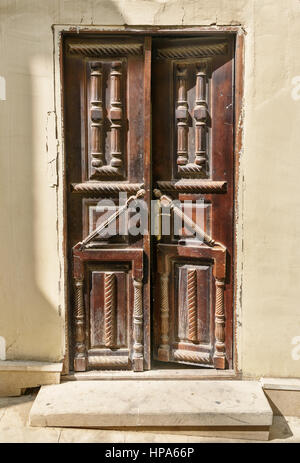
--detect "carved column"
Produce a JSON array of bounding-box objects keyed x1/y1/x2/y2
[
  {"x1": 194, "y1": 63, "x2": 208, "y2": 170},
  {"x1": 104, "y1": 273, "x2": 116, "y2": 348},
  {"x1": 213, "y1": 278, "x2": 226, "y2": 369},
  {"x1": 90, "y1": 62, "x2": 104, "y2": 174},
  {"x1": 176, "y1": 65, "x2": 189, "y2": 167},
  {"x1": 132, "y1": 279, "x2": 144, "y2": 371},
  {"x1": 74, "y1": 278, "x2": 87, "y2": 371},
  {"x1": 158, "y1": 273, "x2": 170, "y2": 361},
  {"x1": 187, "y1": 269, "x2": 197, "y2": 342},
  {"x1": 109, "y1": 61, "x2": 123, "y2": 172}
]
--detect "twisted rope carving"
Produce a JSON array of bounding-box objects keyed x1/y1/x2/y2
[
  {"x1": 216, "y1": 280, "x2": 225, "y2": 317},
  {"x1": 68, "y1": 43, "x2": 143, "y2": 57},
  {"x1": 156, "y1": 42, "x2": 228, "y2": 59},
  {"x1": 187, "y1": 269, "x2": 197, "y2": 342},
  {"x1": 157, "y1": 180, "x2": 227, "y2": 194},
  {"x1": 91, "y1": 165, "x2": 122, "y2": 178},
  {"x1": 88, "y1": 356, "x2": 129, "y2": 368},
  {"x1": 104, "y1": 273, "x2": 116, "y2": 348},
  {"x1": 74, "y1": 279, "x2": 84, "y2": 318},
  {"x1": 71, "y1": 182, "x2": 144, "y2": 195},
  {"x1": 214, "y1": 279, "x2": 226, "y2": 363},
  {"x1": 178, "y1": 163, "x2": 205, "y2": 176},
  {"x1": 133, "y1": 280, "x2": 143, "y2": 318},
  {"x1": 133, "y1": 279, "x2": 143, "y2": 369},
  {"x1": 74, "y1": 278, "x2": 86, "y2": 370},
  {"x1": 158, "y1": 274, "x2": 170, "y2": 360},
  {"x1": 173, "y1": 350, "x2": 211, "y2": 364}
]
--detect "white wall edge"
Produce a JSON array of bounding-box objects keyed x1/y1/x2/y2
[{"x1": 0, "y1": 360, "x2": 63, "y2": 372}]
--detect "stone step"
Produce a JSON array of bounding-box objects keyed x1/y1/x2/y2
[{"x1": 29, "y1": 380, "x2": 273, "y2": 440}]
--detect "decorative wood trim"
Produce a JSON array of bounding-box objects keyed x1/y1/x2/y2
[
  {"x1": 154, "y1": 189, "x2": 216, "y2": 246},
  {"x1": 89, "y1": 63, "x2": 104, "y2": 171},
  {"x1": 178, "y1": 163, "x2": 205, "y2": 177},
  {"x1": 73, "y1": 278, "x2": 87, "y2": 371},
  {"x1": 213, "y1": 278, "x2": 226, "y2": 369},
  {"x1": 132, "y1": 279, "x2": 144, "y2": 371},
  {"x1": 72, "y1": 247, "x2": 144, "y2": 372},
  {"x1": 187, "y1": 269, "x2": 197, "y2": 342},
  {"x1": 68, "y1": 42, "x2": 144, "y2": 57},
  {"x1": 104, "y1": 273, "x2": 116, "y2": 348},
  {"x1": 158, "y1": 243, "x2": 227, "y2": 369},
  {"x1": 81, "y1": 189, "x2": 145, "y2": 247},
  {"x1": 156, "y1": 41, "x2": 228, "y2": 60},
  {"x1": 173, "y1": 349, "x2": 212, "y2": 364},
  {"x1": 90, "y1": 61, "x2": 124, "y2": 180},
  {"x1": 157, "y1": 273, "x2": 170, "y2": 361},
  {"x1": 156, "y1": 180, "x2": 227, "y2": 194},
  {"x1": 109, "y1": 61, "x2": 123, "y2": 171},
  {"x1": 194, "y1": 62, "x2": 208, "y2": 170},
  {"x1": 88, "y1": 356, "x2": 129, "y2": 369},
  {"x1": 176, "y1": 64, "x2": 189, "y2": 167},
  {"x1": 71, "y1": 182, "x2": 144, "y2": 195}
]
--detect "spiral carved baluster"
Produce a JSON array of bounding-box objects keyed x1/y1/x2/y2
[
  {"x1": 158, "y1": 273, "x2": 170, "y2": 361},
  {"x1": 187, "y1": 269, "x2": 197, "y2": 342},
  {"x1": 213, "y1": 278, "x2": 226, "y2": 369},
  {"x1": 74, "y1": 278, "x2": 87, "y2": 371},
  {"x1": 132, "y1": 279, "x2": 144, "y2": 371},
  {"x1": 104, "y1": 273, "x2": 116, "y2": 348}
]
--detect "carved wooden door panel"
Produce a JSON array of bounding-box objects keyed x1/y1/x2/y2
[
  {"x1": 152, "y1": 37, "x2": 234, "y2": 369},
  {"x1": 64, "y1": 36, "x2": 151, "y2": 372},
  {"x1": 63, "y1": 34, "x2": 234, "y2": 372}
]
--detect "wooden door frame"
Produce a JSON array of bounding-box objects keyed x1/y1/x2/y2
[{"x1": 53, "y1": 24, "x2": 244, "y2": 376}]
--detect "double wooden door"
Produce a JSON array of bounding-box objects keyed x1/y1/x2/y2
[{"x1": 64, "y1": 34, "x2": 234, "y2": 372}]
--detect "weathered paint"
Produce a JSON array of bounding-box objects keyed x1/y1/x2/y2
[{"x1": 0, "y1": 0, "x2": 300, "y2": 378}]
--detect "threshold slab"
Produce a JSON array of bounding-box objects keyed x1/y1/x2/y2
[{"x1": 29, "y1": 380, "x2": 273, "y2": 434}]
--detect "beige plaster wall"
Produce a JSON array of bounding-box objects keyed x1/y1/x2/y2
[{"x1": 0, "y1": 0, "x2": 300, "y2": 377}]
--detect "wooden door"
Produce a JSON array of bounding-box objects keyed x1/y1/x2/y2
[
  {"x1": 64, "y1": 36, "x2": 152, "y2": 372},
  {"x1": 151, "y1": 36, "x2": 234, "y2": 369},
  {"x1": 63, "y1": 34, "x2": 234, "y2": 372}
]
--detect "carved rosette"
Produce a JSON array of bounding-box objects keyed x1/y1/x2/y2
[
  {"x1": 187, "y1": 269, "x2": 197, "y2": 342},
  {"x1": 74, "y1": 278, "x2": 87, "y2": 371},
  {"x1": 132, "y1": 279, "x2": 144, "y2": 371},
  {"x1": 158, "y1": 273, "x2": 170, "y2": 361},
  {"x1": 213, "y1": 278, "x2": 226, "y2": 368},
  {"x1": 104, "y1": 273, "x2": 116, "y2": 348}
]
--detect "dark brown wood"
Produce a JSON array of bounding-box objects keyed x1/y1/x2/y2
[
  {"x1": 64, "y1": 35, "x2": 150, "y2": 372},
  {"x1": 62, "y1": 31, "x2": 238, "y2": 373},
  {"x1": 152, "y1": 35, "x2": 235, "y2": 369},
  {"x1": 155, "y1": 244, "x2": 226, "y2": 368}
]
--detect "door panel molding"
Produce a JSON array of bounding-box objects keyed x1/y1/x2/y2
[
  {"x1": 156, "y1": 244, "x2": 226, "y2": 368},
  {"x1": 73, "y1": 246, "x2": 143, "y2": 371}
]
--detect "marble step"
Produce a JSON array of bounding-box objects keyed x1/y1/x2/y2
[{"x1": 29, "y1": 380, "x2": 273, "y2": 440}]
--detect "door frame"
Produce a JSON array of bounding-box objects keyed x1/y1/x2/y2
[{"x1": 53, "y1": 24, "x2": 245, "y2": 376}]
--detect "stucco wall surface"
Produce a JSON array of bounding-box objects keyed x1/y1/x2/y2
[{"x1": 0, "y1": 0, "x2": 300, "y2": 378}]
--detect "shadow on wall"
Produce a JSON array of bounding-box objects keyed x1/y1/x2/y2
[
  {"x1": 0, "y1": 13, "x2": 57, "y2": 362},
  {"x1": 0, "y1": 0, "x2": 127, "y2": 363}
]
